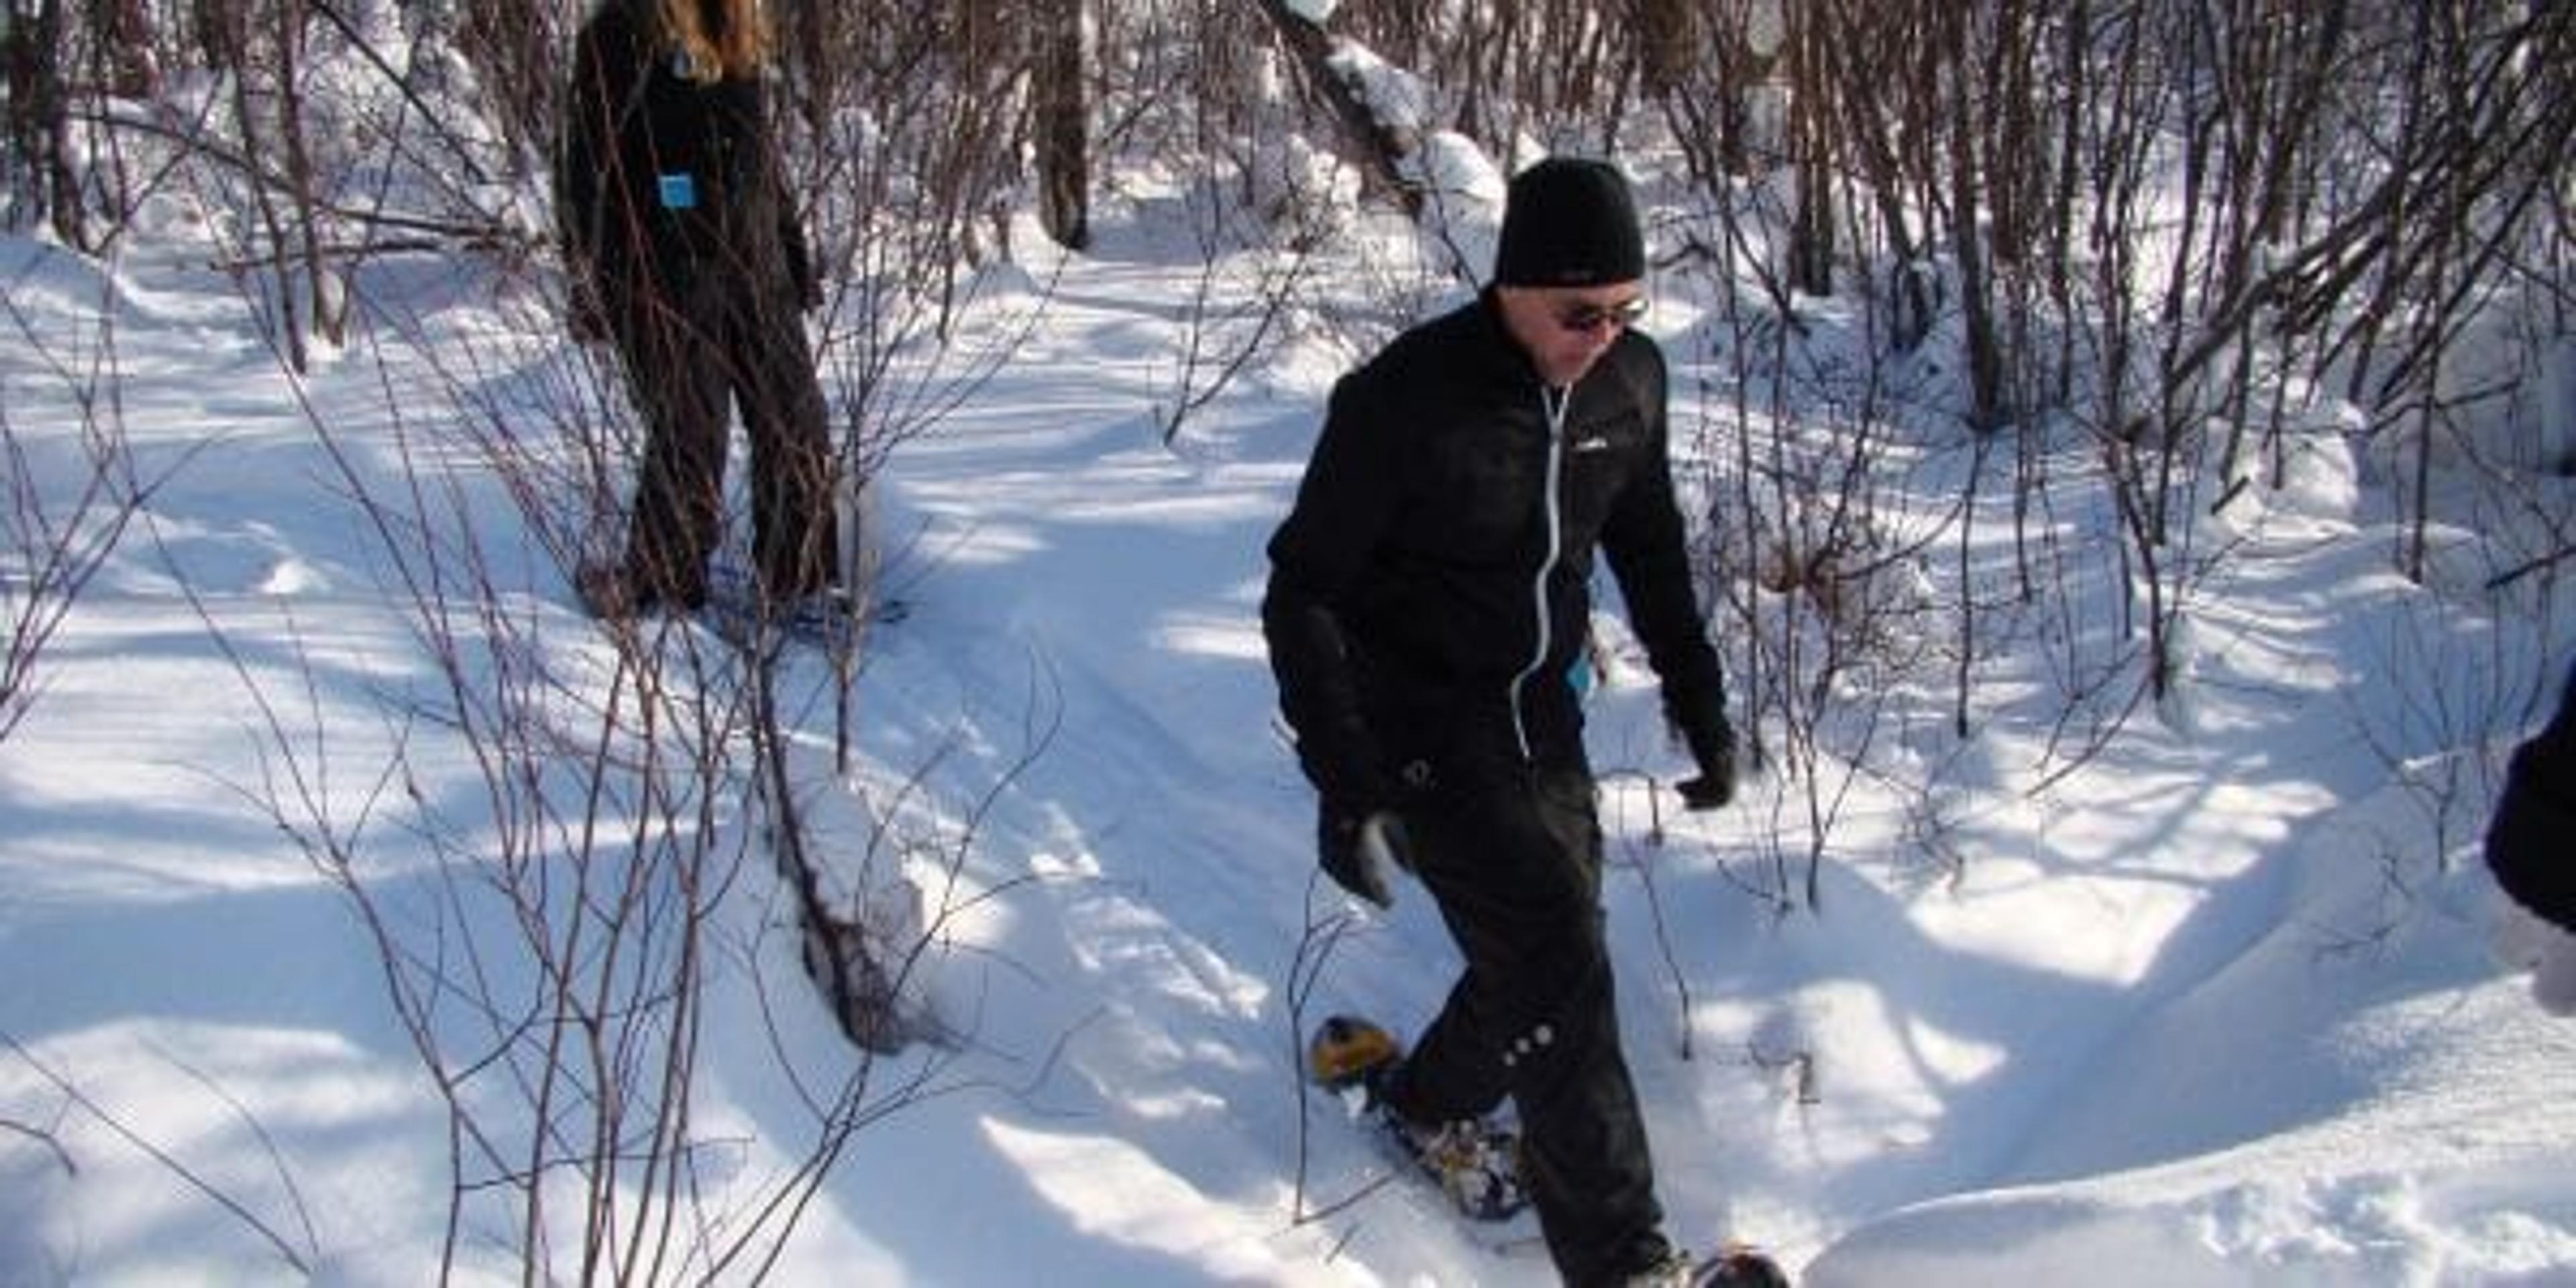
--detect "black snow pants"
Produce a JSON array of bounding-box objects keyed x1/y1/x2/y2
[
  {"x1": 1383, "y1": 758, "x2": 1670, "y2": 1286},
  {"x1": 610, "y1": 273, "x2": 835, "y2": 607}
]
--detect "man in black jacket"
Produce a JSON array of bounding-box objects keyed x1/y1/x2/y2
[
  {"x1": 558, "y1": 0, "x2": 835, "y2": 616},
  {"x1": 2490, "y1": 662, "x2": 2576, "y2": 1016},
  {"x1": 1264, "y1": 158, "x2": 1737, "y2": 1285}
]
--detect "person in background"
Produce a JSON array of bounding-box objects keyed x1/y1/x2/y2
[
  {"x1": 1263, "y1": 157, "x2": 1747, "y2": 1286},
  {"x1": 2489, "y1": 661, "x2": 2576, "y2": 1016},
  {"x1": 558, "y1": 0, "x2": 835, "y2": 618}
]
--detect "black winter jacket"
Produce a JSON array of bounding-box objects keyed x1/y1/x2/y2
[
  {"x1": 557, "y1": 2, "x2": 814, "y2": 319},
  {"x1": 2490, "y1": 664, "x2": 2576, "y2": 933},
  {"x1": 1264, "y1": 292, "x2": 1731, "y2": 806}
]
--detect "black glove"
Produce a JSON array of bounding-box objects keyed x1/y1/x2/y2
[
  {"x1": 784, "y1": 221, "x2": 825, "y2": 313},
  {"x1": 2493, "y1": 894, "x2": 2576, "y2": 1018},
  {"x1": 1676, "y1": 717, "x2": 1738, "y2": 811},
  {"x1": 1319, "y1": 800, "x2": 1412, "y2": 909},
  {"x1": 1678, "y1": 746, "x2": 1735, "y2": 810}
]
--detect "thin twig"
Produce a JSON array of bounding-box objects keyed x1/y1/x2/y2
[{"x1": 0, "y1": 1029, "x2": 313, "y2": 1274}]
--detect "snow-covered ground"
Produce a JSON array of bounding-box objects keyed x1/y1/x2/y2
[{"x1": 4, "y1": 164, "x2": 2574, "y2": 1287}]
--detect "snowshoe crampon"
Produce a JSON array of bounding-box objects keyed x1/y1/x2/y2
[{"x1": 1405, "y1": 1117, "x2": 1527, "y2": 1221}]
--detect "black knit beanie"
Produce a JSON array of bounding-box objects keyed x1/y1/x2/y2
[{"x1": 1492, "y1": 158, "x2": 1646, "y2": 287}]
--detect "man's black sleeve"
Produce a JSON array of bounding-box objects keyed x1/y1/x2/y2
[
  {"x1": 1263, "y1": 373, "x2": 1403, "y2": 808},
  {"x1": 2491, "y1": 664, "x2": 2576, "y2": 932},
  {"x1": 1597, "y1": 349, "x2": 1731, "y2": 764},
  {"x1": 556, "y1": 13, "x2": 633, "y2": 294}
]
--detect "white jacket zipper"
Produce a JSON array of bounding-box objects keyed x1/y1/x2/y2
[{"x1": 1507, "y1": 385, "x2": 1574, "y2": 761}]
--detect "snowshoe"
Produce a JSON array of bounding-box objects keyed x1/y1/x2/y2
[
  {"x1": 1306, "y1": 1015, "x2": 1529, "y2": 1222},
  {"x1": 698, "y1": 561, "x2": 902, "y2": 651},
  {"x1": 1690, "y1": 1242, "x2": 1792, "y2": 1287}
]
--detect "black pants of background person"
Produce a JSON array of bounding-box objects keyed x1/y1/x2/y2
[
  {"x1": 609, "y1": 274, "x2": 835, "y2": 608},
  {"x1": 1380, "y1": 757, "x2": 1668, "y2": 1286}
]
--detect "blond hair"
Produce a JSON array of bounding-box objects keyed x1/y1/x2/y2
[{"x1": 655, "y1": 0, "x2": 769, "y2": 83}]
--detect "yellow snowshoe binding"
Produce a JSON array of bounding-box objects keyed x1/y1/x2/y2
[{"x1": 1307, "y1": 1014, "x2": 1403, "y2": 1089}]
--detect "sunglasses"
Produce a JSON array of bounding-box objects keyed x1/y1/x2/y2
[{"x1": 1552, "y1": 297, "x2": 1650, "y2": 335}]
